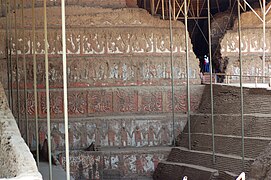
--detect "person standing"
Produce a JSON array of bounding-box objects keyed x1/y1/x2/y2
[{"x1": 204, "y1": 55, "x2": 210, "y2": 72}]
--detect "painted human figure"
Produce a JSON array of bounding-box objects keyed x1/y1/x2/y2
[
  {"x1": 148, "y1": 126, "x2": 155, "y2": 146},
  {"x1": 152, "y1": 155, "x2": 160, "y2": 169},
  {"x1": 80, "y1": 124, "x2": 88, "y2": 148},
  {"x1": 68, "y1": 127, "x2": 74, "y2": 149},
  {"x1": 39, "y1": 127, "x2": 46, "y2": 147},
  {"x1": 95, "y1": 127, "x2": 101, "y2": 146},
  {"x1": 134, "y1": 126, "x2": 142, "y2": 147},
  {"x1": 120, "y1": 127, "x2": 128, "y2": 147},
  {"x1": 51, "y1": 126, "x2": 62, "y2": 150},
  {"x1": 136, "y1": 155, "x2": 143, "y2": 174},
  {"x1": 108, "y1": 127, "x2": 116, "y2": 146},
  {"x1": 160, "y1": 125, "x2": 170, "y2": 145}
]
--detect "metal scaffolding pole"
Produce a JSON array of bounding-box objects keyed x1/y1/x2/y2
[
  {"x1": 151, "y1": 0, "x2": 155, "y2": 15},
  {"x1": 207, "y1": 0, "x2": 215, "y2": 164},
  {"x1": 8, "y1": 0, "x2": 13, "y2": 113},
  {"x1": 32, "y1": 0, "x2": 39, "y2": 167},
  {"x1": 237, "y1": 0, "x2": 245, "y2": 169},
  {"x1": 61, "y1": 0, "x2": 71, "y2": 179},
  {"x1": 21, "y1": 0, "x2": 29, "y2": 145},
  {"x1": 184, "y1": 0, "x2": 191, "y2": 150},
  {"x1": 14, "y1": 0, "x2": 20, "y2": 129},
  {"x1": 5, "y1": 0, "x2": 11, "y2": 115},
  {"x1": 168, "y1": 0, "x2": 176, "y2": 146},
  {"x1": 262, "y1": 0, "x2": 266, "y2": 83},
  {"x1": 44, "y1": 0, "x2": 53, "y2": 179}
]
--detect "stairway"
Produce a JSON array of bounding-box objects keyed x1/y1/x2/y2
[{"x1": 153, "y1": 84, "x2": 271, "y2": 180}]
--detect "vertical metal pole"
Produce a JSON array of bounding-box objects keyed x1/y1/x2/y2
[
  {"x1": 237, "y1": 0, "x2": 245, "y2": 169},
  {"x1": 151, "y1": 0, "x2": 155, "y2": 15},
  {"x1": 144, "y1": 0, "x2": 146, "y2": 9},
  {"x1": 262, "y1": 0, "x2": 266, "y2": 83},
  {"x1": 61, "y1": 0, "x2": 70, "y2": 179},
  {"x1": 44, "y1": 0, "x2": 53, "y2": 179},
  {"x1": 143, "y1": 0, "x2": 147, "y2": 9},
  {"x1": 162, "y1": 0, "x2": 165, "y2": 19},
  {"x1": 32, "y1": 0, "x2": 39, "y2": 167},
  {"x1": 21, "y1": 0, "x2": 29, "y2": 145},
  {"x1": 168, "y1": 0, "x2": 176, "y2": 146},
  {"x1": 14, "y1": 0, "x2": 20, "y2": 129},
  {"x1": 173, "y1": 0, "x2": 176, "y2": 20},
  {"x1": 207, "y1": 0, "x2": 215, "y2": 164},
  {"x1": 5, "y1": 0, "x2": 11, "y2": 112},
  {"x1": 8, "y1": 0, "x2": 13, "y2": 113},
  {"x1": 184, "y1": 0, "x2": 191, "y2": 150}
]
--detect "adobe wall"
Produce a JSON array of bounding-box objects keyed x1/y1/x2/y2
[
  {"x1": 0, "y1": 5, "x2": 203, "y2": 179},
  {"x1": 0, "y1": 83, "x2": 42, "y2": 179},
  {"x1": 220, "y1": 3, "x2": 271, "y2": 80},
  {"x1": 57, "y1": 148, "x2": 170, "y2": 179},
  {"x1": 1, "y1": 0, "x2": 127, "y2": 10},
  {"x1": 0, "y1": 6, "x2": 202, "y2": 151},
  {"x1": 211, "y1": 11, "x2": 236, "y2": 74}
]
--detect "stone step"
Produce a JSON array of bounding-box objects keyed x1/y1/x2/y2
[
  {"x1": 153, "y1": 161, "x2": 219, "y2": 180},
  {"x1": 198, "y1": 85, "x2": 271, "y2": 114},
  {"x1": 178, "y1": 133, "x2": 270, "y2": 159},
  {"x1": 167, "y1": 147, "x2": 254, "y2": 175},
  {"x1": 183, "y1": 114, "x2": 271, "y2": 138}
]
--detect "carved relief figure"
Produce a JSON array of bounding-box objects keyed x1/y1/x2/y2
[
  {"x1": 120, "y1": 127, "x2": 128, "y2": 147},
  {"x1": 108, "y1": 32, "x2": 129, "y2": 53},
  {"x1": 148, "y1": 126, "x2": 155, "y2": 146},
  {"x1": 95, "y1": 126, "x2": 102, "y2": 146},
  {"x1": 95, "y1": 63, "x2": 107, "y2": 80},
  {"x1": 51, "y1": 125, "x2": 62, "y2": 150},
  {"x1": 38, "y1": 126, "x2": 46, "y2": 147},
  {"x1": 80, "y1": 123, "x2": 88, "y2": 147},
  {"x1": 136, "y1": 155, "x2": 144, "y2": 174},
  {"x1": 130, "y1": 32, "x2": 153, "y2": 53},
  {"x1": 69, "y1": 126, "x2": 74, "y2": 149},
  {"x1": 83, "y1": 33, "x2": 105, "y2": 54},
  {"x1": 159, "y1": 125, "x2": 170, "y2": 145},
  {"x1": 109, "y1": 63, "x2": 119, "y2": 79},
  {"x1": 108, "y1": 126, "x2": 116, "y2": 146},
  {"x1": 67, "y1": 33, "x2": 80, "y2": 54},
  {"x1": 133, "y1": 126, "x2": 142, "y2": 147}
]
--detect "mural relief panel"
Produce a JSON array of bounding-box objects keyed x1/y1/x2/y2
[
  {"x1": 68, "y1": 91, "x2": 88, "y2": 116},
  {"x1": 130, "y1": 31, "x2": 153, "y2": 53},
  {"x1": 58, "y1": 151, "x2": 167, "y2": 180},
  {"x1": 39, "y1": 91, "x2": 64, "y2": 118},
  {"x1": 88, "y1": 90, "x2": 113, "y2": 114},
  {"x1": 139, "y1": 91, "x2": 163, "y2": 113},
  {"x1": 82, "y1": 31, "x2": 106, "y2": 54},
  {"x1": 107, "y1": 31, "x2": 130, "y2": 54},
  {"x1": 66, "y1": 32, "x2": 81, "y2": 54},
  {"x1": 6, "y1": 27, "x2": 194, "y2": 56},
  {"x1": 113, "y1": 89, "x2": 138, "y2": 113}
]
